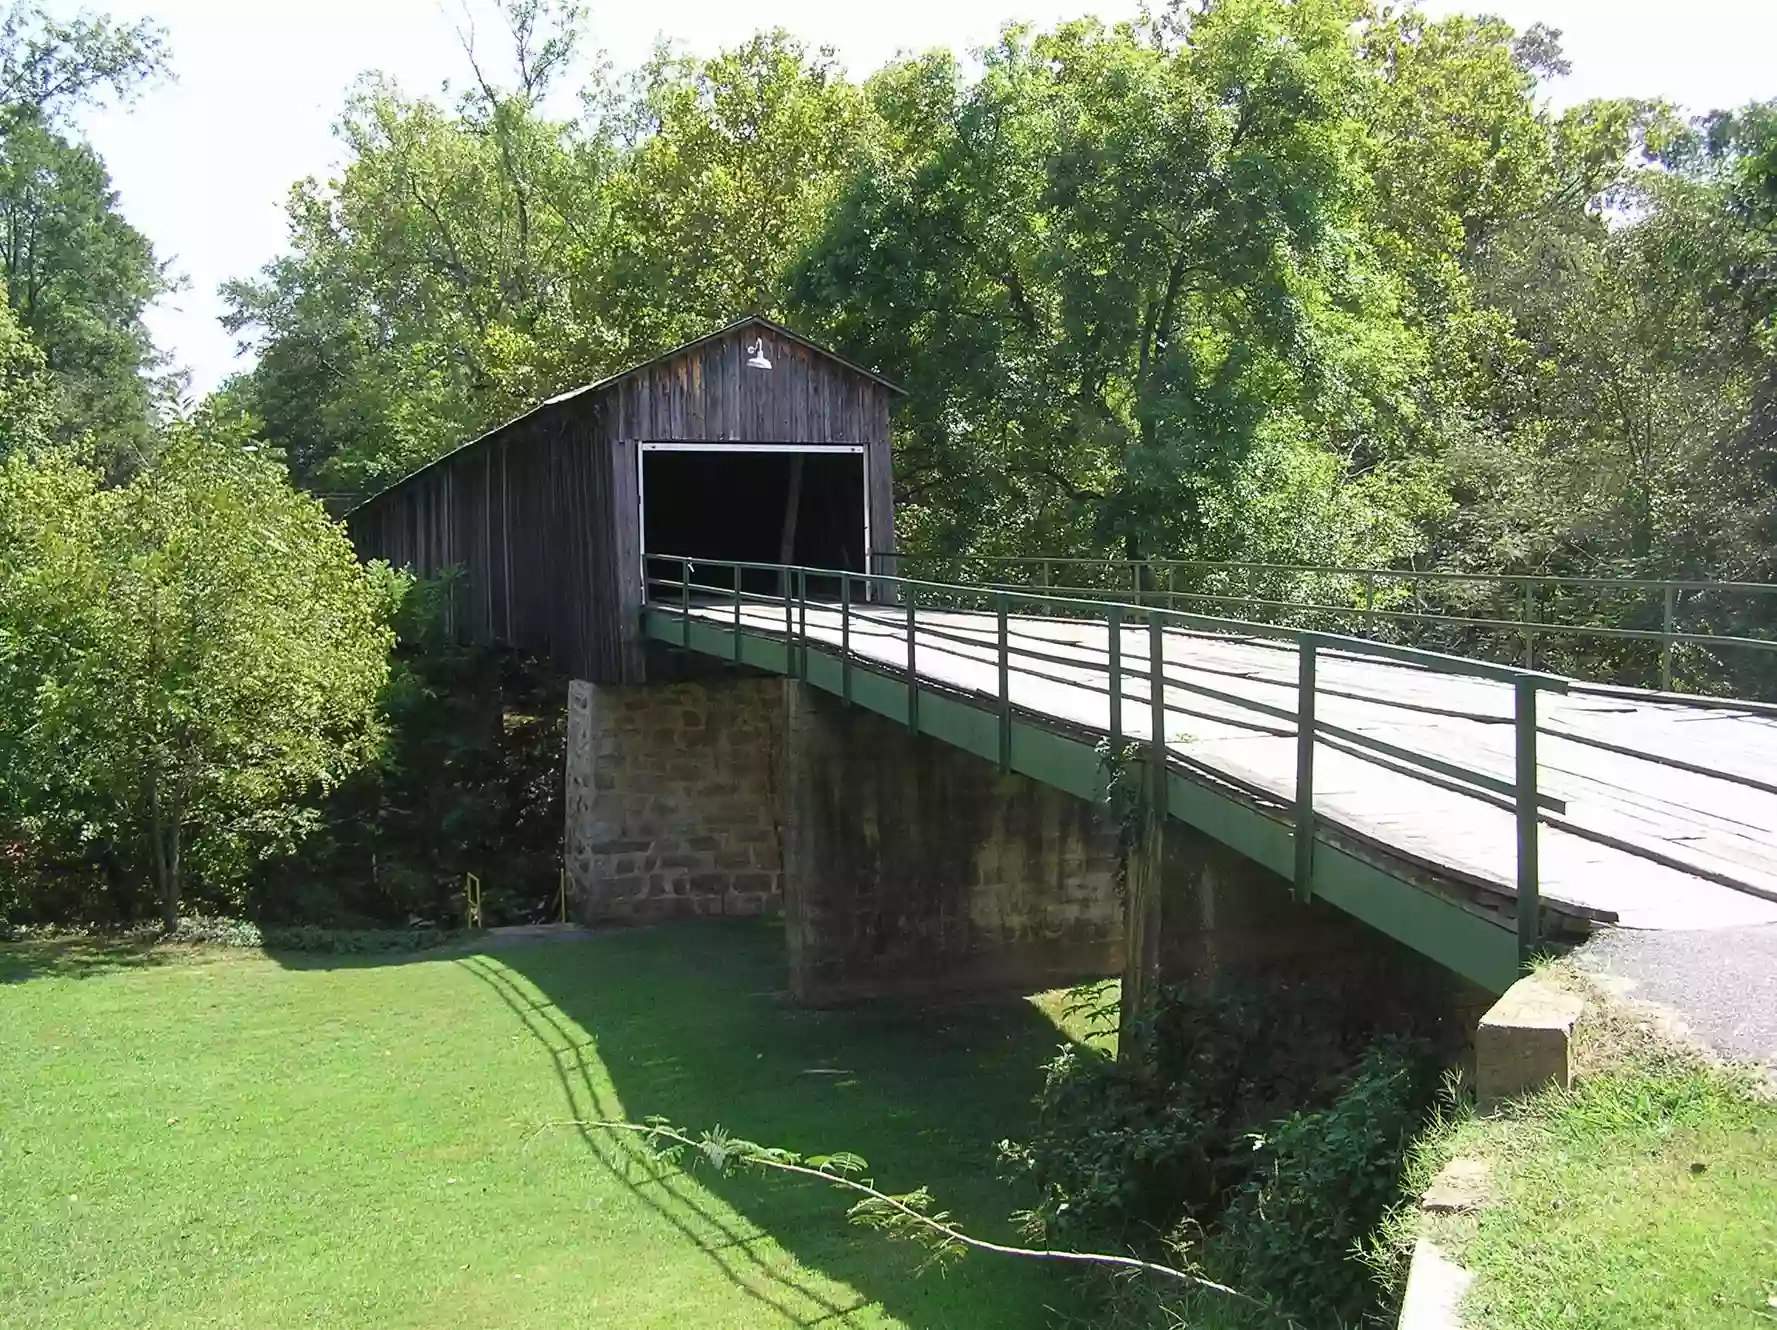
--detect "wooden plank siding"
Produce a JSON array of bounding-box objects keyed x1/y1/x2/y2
[{"x1": 344, "y1": 317, "x2": 900, "y2": 684}]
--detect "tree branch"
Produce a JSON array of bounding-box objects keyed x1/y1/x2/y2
[{"x1": 552, "y1": 1117, "x2": 1272, "y2": 1311}]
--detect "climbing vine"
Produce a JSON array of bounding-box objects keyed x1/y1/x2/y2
[{"x1": 1096, "y1": 738, "x2": 1147, "y2": 902}]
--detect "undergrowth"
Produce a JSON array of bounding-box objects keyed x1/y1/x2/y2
[
  {"x1": 1001, "y1": 981, "x2": 1453, "y2": 1327},
  {"x1": 0, "y1": 914, "x2": 470, "y2": 954}
]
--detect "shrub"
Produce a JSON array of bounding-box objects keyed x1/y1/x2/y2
[
  {"x1": 251, "y1": 571, "x2": 568, "y2": 929},
  {"x1": 1004, "y1": 982, "x2": 1392, "y2": 1253},
  {"x1": 0, "y1": 914, "x2": 467, "y2": 954},
  {"x1": 1003, "y1": 982, "x2": 1448, "y2": 1327},
  {"x1": 1214, "y1": 1040, "x2": 1441, "y2": 1323},
  {"x1": 0, "y1": 425, "x2": 398, "y2": 929}
]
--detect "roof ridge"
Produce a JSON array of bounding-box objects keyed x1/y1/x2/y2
[{"x1": 345, "y1": 316, "x2": 902, "y2": 518}]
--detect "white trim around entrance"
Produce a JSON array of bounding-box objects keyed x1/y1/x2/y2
[{"x1": 636, "y1": 442, "x2": 873, "y2": 602}]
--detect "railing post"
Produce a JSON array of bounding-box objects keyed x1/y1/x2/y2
[
  {"x1": 1107, "y1": 602, "x2": 1123, "y2": 757},
  {"x1": 1515, "y1": 678, "x2": 1541, "y2": 963},
  {"x1": 1363, "y1": 571, "x2": 1376, "y2": 638},
  {"x1": 1661, "y1": 585, "x2": 1677, "y2": 692},
  {"x1": 1120, "y1": 610, "x2": 1168, "y2": 1069},
  {"x1": 1132, "y1": 561, "x2": 1143, "y2": 609},
  {"x1": 1294, "y1": 637, "x2": 1317, "y2": 903},
  {"x1": 783, "y1": 563, "x2": 794, "y2": 672},
  {"x1": 681, "y1": 557, "x2": 691, "y2": 649},
  {"x1": 1521, "y1": 582, "x2": 1536, "y2": 670},
  {"x1": 840, "y1": 571, "x2": 852, "y2": 707},
  {"x1": 1041, "y1": 559, "x2": 1052, "y2": 615},
  {"x1": 996, "y1": 591, "x2": 1011, "y2": 773},
  {"x1": 733, "y1": 562, "x2": 744, "y2": 663},
  {"x1": 1148, "y1": 610, "x2": 1167, "y2": 819},
  {"x1": 906, "y1": 581, "x2": 919, "y2": 734},
  {"x1": 795, "y1": 567, "x2": 807, "y2": 680}
]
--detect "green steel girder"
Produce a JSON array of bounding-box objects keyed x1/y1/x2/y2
[{"x1": 644, "y1": 610, "x2": 1522, "y2": 993}]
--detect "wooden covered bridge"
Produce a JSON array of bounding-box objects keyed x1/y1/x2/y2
[{"x1": 347, "y1": 316, "x2": 1777, "y2": 1007}]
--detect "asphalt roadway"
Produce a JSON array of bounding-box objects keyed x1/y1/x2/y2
[{"x1": 1578, "y1": 923, "x2": 1777, "y2": 1073}]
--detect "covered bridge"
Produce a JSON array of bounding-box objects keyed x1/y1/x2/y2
[{"x1": 345, "y1": 315, "x2": 903, "y2": 683}]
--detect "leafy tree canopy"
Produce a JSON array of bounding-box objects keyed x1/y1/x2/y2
[
  {"x1": 0, "y1": 420, "x2": 401, "y2": 928},
  {"x1": 217, "y1": 0, "x2": 1777, "y2": 602}
]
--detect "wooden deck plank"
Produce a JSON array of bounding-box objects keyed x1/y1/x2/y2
[{"x1": 689, "y1": 600, "x2": 1777, "y2": 932}]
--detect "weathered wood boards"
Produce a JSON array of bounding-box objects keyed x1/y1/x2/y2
[{"x1": 344, "y1": 317, "x2": 901, "y2": 683}]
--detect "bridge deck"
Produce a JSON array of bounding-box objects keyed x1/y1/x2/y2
[{"x1": 664, "y1": 599, "x2": 1777, "y2": 935}]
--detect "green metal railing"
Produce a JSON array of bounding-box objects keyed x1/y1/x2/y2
[
  {"x1": 871, "y1": 552, "x2": 1777, "y2": 698},
  {"x1": 646, "y1": 554, "x2": 1569, "y2": 962}
]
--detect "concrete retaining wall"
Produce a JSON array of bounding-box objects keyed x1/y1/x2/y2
[{"x1": 782, "y1": 683, "x2": 1125, "y2": 1002}]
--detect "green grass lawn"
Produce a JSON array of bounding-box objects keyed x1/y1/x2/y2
[
  {"x1": 1411, "y1": 1020, "x2": 1777, "y2": 1328},
  {"x1": 0, "y1": 921, "x2": 1088, "y2": 1329}
]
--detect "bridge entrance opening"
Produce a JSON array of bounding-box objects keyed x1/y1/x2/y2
[{"x1": 641, "y1": 444, "x2": 867, "y2": 597}]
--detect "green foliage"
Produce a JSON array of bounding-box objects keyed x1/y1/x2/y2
[
  {"x1": 0, "y1": 2, "x2": 167, "y2": 126},
  {"x1": 0, "y1": 5, "x2": 169, "y2": 463},
  {"x1": 0, "y1": 913, "x2": 467, "y2": 954},
  {"x1": 794, "y1": 6, "x2": 1437, "y2": 564},
  {"x1": 0, "y1": 420, "x2": 399, "y2": 928},
  {"x1": 222, "y1": 7, "x2": 873, "y2": 498},
  {"x1": 0, "y1": 118, "x2": 170, "y2": 460},
  {"x1": 255, "y1": 570, "x2": 567, "y2": 928},
  {"x1": 1214, "y1": 1042, "x2": 1441, "y2": 1323},
  {"x1": 0, "y1": 298, "x2": 55, "y2": 457},
  {"x1": 1003, "y1": 982, "x2": 1447, "y2": 1326}
]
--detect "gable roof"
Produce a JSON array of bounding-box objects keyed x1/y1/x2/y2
[
  {"x1": 345, "y1": 314, "x2": 904, "y2": 517},
  {"x1": 543, "y1": 313, "x2": 908, "y2": 407}
]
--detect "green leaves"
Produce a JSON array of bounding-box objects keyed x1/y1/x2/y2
[
  {"x1": 792, "y1": 4, "x2": 1449, "y2": 566},
  {"x1": 0, "y1": 419, "x2": 399, "y2": 925},
  {"x1": 224, "y1": 25, "x2": 874, "y2": 502},
  {"x1": 0, "y1": 117, "x2": 168, "y2": 463}
]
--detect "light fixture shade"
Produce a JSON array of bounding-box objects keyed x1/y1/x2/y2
[{"x1": 746, "y1": 337, "x2": 773, "y2": 370}]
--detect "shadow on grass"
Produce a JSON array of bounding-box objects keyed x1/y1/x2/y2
[
  {"x1": 469, "y1": 919, "x2": 1090, "y2": 1330},
  {"x1": 0, "y1": 938, "x2": 197, "y2": 984}
]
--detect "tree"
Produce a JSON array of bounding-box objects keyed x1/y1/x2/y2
[
  {"x1": 221, "y1": 0, "x2": 606, "y2": 494},
  {"x1": 0, "y1": 296, "x2": 54, "y2": 456},
  {"x1": 0, "y1": 419, "x2": 400, "y2": 928},
  {"x1": 589, "y1": 30, "x2": 876, "y2": 361},
  {"x1": 793, "y1": 3, "x2": 1438, "y2": 565},
  {"x1": 0, "y1": 6, "x2": 171, "y2": 467},
  {"x1": 0, "y1": 2, "x2": 167, "y2": 129},
  {"x1": 0, "y1": 118, "x2": 170, "y2": 461},
  {"x1": 224, "y1": 14, "x2": 877, "y2": 499},
  {"x1": 219, "y1": 77, "x2": 600, "y2": 493}
]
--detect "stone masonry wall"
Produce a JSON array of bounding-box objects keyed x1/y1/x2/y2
[
  {"x1": 564, "y1": 676, "x2": 784, "y2": 920},
  {"x1": 783, "y1": 682, "x2": 1124, "y2": 1003}
]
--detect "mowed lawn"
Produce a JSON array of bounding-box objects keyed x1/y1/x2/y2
[{"x1": 0, "y1": 921, "x2": 1086, "y2": 1329}]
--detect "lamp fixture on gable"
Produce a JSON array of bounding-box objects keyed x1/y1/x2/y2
[{"x1": 745, "y1": 336, "x2": 773, "y2": 370}]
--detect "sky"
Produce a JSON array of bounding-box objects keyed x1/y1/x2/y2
[{"x1": 60, "y1": 0, "x2": 1777, "y2": 399}]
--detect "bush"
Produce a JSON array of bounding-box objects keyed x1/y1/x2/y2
[
  {"x1": 1004, "y1": 983, "x2": 1396, "y2": 1253},
  {"x1": 1002, "y1": 982, "x2": 1448, "y2": 1327},
  {"x1": 0, "y1": 427, "x2": 398, "y2": 929},
  {"x1": 1214, "y1": 1040, "x2": 1441, "y2": 1324},
  {"x1": 0, "y1": 914, "x2": 468, "y2": 954},
  {"x1": 249, "y1": 571, "x2": 568, "y2": 930}
]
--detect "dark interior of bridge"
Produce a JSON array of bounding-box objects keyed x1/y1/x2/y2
[{"x1": 642, "y1": 448, "x2": 866, "y2": 598}]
